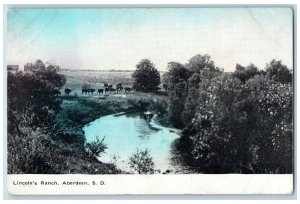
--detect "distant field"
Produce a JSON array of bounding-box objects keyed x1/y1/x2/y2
[{"x1": 61, "y1": 70, "x2": 134, "y2": 95}]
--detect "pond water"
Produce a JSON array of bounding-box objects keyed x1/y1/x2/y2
[{"x1": 83, "y1": 113, "x2": 181, "y2": 173}]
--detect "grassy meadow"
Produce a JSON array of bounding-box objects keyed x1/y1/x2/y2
[{"x1": 61, "y1": 70, "x2": 134, "y2": 95}]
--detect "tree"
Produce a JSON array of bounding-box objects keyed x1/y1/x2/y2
[
  {"x1": 8, "y1": 60, "x2": 68, "y2": 173},
  {"x1": 180, "y1": 73, "x2": 204, "y2": 126},
  {"x1": 186, "y1": 54, "x2": 218, "y2": 74},
  {"x1": 245, "y1": 75, "x2": 292, "y2": 173},
  {"x1": 233, "y1": 63, "x2": 259, "y2": 83},
  {"x1": 265, "y1": 59, "x2": 292, "y2": 84},
  {"x1": 168, "y1": 82, "x2": 188, "y2": 128},
  {"x1": 165, "y1": 55, "x2": 221, "y2": 127},
  {"x1": 129, "y1": 149, "x2": 155, "y2": 174},
  {"x1": 162, "y1": 62, "x2": 190, "y2": 91},
  {"x1": 187, "y1": 74, "x2": 249, "y2": 173},
  {"x1": 24, "y1": 62, "x2": 35, "y2": 72},
  {"x1": 35, "y1": 66, "x2": 66, "y2": 88},
  {"x1": 34, "y1": 59, "x2": 46, "y2": 71},
  {"x1": 8, "y1": 72, "x2": 64, "y2": 128},
  {"x1": 8, "y1": 59, "x2": 66, "y2": 128},
  {"x1": 132, "y1": 59, "x2": 161, "y2": 92}
]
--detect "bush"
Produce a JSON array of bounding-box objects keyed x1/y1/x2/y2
[
  {"x1": 63, "y1": 104, "x2": 93, "y2": 125},
  {"x1": 129, "y1": 149, "x2": 155, "y2": 174},
  {"x1": 148, "y1": 97, "x2": 168, "y2": 116},
  {"x1": 127, "y1": 97, "x2": 151, "y2": 112},
  {"x1": 8, "y1": 119, "x2": 84, "y2": 174},
  {"x1": 85, "y1": 136, "x2": 108, "y2": 158}
]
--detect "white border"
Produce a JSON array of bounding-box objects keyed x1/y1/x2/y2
[
  {"x1": 7, "y1": 174, "x2": 293, "y2": 195},
  {"x1": 1, "y1": 0, "x2": 298, "y2": 202}
]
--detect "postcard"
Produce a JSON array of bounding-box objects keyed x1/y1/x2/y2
[{"x1": 5, "y1": 6, "x2": 294, "y2": 195}]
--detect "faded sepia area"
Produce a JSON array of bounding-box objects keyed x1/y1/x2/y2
[{"x1": 7, "y1": 8, "x2": 293, "y2": 174}]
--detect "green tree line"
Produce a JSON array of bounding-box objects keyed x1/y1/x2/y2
[{"x1": 161, "y1": 55, "x2": 292, "y2": 173}]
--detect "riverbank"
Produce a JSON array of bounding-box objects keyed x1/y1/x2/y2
[{"x1": 57, "y1": 93, "x2": 170, "y2": 128}]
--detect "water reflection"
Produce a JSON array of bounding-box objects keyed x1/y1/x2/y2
[{"x1": 83, "y1": 113, "x2": 181, "y2": 173}]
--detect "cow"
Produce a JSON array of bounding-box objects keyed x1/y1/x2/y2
[
  {"x1": 104, "y1": 87, "x2": 110, "y2": 93},
  {"x1": 88, "y1": 88, "x2": 95, "y2": 94},
  {"x1": 118, "y1": 86, "x2": 123, "y2": 93},
  {"x1": 124, "y1": 87, "x2": 132, "y2": 93},
  {"x1": 53, "y1": 89, "x2": 61, "y2": 96},
  {"x1": 65, "y1": 88, "x2": 72, "y2": 95},
  {"x1": 110, "y1": 88, "x2": 116, "y2": 93},
  {"x1": 98, "y1": 89, "x2": 104, "y2": 94},
  {"x1": 82, "y1": 89, "x2": 88, "y2": 94},
  {"x1": 116, "y1": 83, "x2": 123, "y2": 93}
]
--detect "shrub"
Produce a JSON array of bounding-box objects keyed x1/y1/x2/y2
[
  {"x1": 63, "y1": 104, "x2": 93, "y2": 125},
  {"x1": 127, "y1": 97, "x2": 150, "y2": 112},
  {"x1": 85, "y1": 136, "x2": 108, "y2": 158},
  {"x1": 129, "y1": 149, "x2": 155, "y2": 174}
]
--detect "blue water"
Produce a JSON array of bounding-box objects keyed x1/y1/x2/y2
[{"x1": 83, "y1": 113, "x2": 181, "y2": 172}]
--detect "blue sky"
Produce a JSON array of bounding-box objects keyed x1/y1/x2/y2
[{"x1": 7, "y1": 8, "x2": 293, "y2": 71}]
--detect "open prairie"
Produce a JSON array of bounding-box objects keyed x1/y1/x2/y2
[{"x1": 61, "y1": 70, "x2": 135, "y2": 95}]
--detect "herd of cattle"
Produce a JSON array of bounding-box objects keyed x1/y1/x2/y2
[
  {"x1": 82, "y1": 83, "x2": 133, "y2": 95},
  {"x1": 53, "y1": 83, "x2": 133, "y2": 96}
]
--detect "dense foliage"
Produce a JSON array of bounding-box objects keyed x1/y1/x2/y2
[
  {"x1": 7, "y1": 60, "x2": 120, "y2": 174},
  {"x1": 163, "y1": 55, "x2": 293, "y2": 173},
  {"x1": 8, "y1": 66, "x2": 66, "y2": 128}
]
